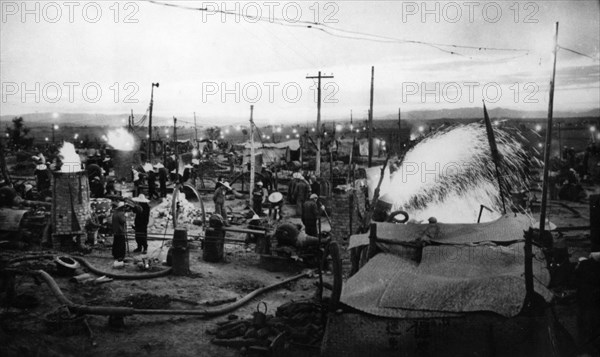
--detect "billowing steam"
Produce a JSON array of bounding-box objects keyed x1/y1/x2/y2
[
  {"x1": 107, "y1": 128, "x2": 136, "y2": 151},
  {"x1": 59, "y1": 141, "x2": 82, "y2": 173},
  {"x1": 387, "y1": 123, "x2": 533, "y2": 223}
]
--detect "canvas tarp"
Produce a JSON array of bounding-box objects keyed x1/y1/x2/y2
[
  {"x1": 348, "y1": 214, "x2": 533, "y2": 250},
  {"x1": 242, "y1": 148, "x2": 286, "y2": 165},
  {"x1": 342, "y1": 215, "x2": 552, "y2": 318},
  {"x1": 242, "y1": 139, "x2": 300, "y2": 151},
  {"x1": 336, "y1": 139, "x2": 354, "y2": 157},
  {"x1": 357, "y1": 139, "x2": 379, "y2": 157}
]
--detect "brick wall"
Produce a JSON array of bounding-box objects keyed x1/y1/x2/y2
[
  {"x1": 52, "y1": 171, "x2": 91, "y2": 246},
  {"x1": 327, "y1": 185, "x2": 367, "y2": 246}
]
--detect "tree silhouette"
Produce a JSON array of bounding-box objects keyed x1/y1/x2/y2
[
  {"x1": 205, "y1": 126, "x2": 221, "y2": 141},
  {"x1": 5, "y1": 117, "x2": 33, "y2": 149}
]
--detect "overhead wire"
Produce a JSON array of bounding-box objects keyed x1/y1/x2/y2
[
  {"x1": 558, "y1": 46, "x2": 600, "y2": 61},
  {"x1": 145, "y1": 0, "x2": 600, "y2": 64},
  {"x1": 144, "y1": 0, "x2": 532, "y2": 58}
]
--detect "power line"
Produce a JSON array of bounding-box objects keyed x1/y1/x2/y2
[
  {"x1": 558, "y1": 46, "x2": 600, "y2": 61},
  {"x1": 145, "y1": 0, "x2": 531, "y2": 58}
]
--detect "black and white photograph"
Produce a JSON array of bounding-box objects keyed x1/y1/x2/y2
[{"x1": 1, "y1": 1, "x2": 599, "y2": 356}]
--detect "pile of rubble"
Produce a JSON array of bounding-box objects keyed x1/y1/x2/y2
[
  {"x1": 149, "y1": 195, "x2": 204, "y2": 232},
  {"x1": 208, "y1": 299, "x2": 324, "y2": 354}
]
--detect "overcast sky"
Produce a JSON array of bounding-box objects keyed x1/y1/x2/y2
[{"x1": 1, "y1": 0, "x2": 599, "y2": 125}]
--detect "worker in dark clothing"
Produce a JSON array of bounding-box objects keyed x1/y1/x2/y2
[
  {"x1": 105, "y1": 177, "x2": 117, "y2": 196},
  {"x1": 310, "y1": 175, "x2": 320, "y2": 196},
  {"x1": 302, "y1": 194, "x2": 323, "y2": 237},
  {"x1": 182, "y1": 164, "x2": 193, "y2": 183},
  {"x1": 131, "y1": 194, "x2": 150, "y2": 253},
  {"x1": 213, "y1": 181, "x2": 232, "y2": 225},
  {"x1": 23, "y1": 184, "x2": 35, "y2": 201},
  {"x1": 261, "y1": 166, "x2": 273, "y2": 191},
  {"x1": 147, "y1": 167, "x2": 159, "y2": 200},
  {"x1": 252, "y1": 181, "x2": 268, "y2": 216},
  {"x1": 111, "y1": 201, "x2": 128, "y2": 266},
  {"x1": 86, "y1": 163, "x2": 102, "y2": 181},
  {"x1": 132, "y1": 167, "x2": 141, "y2": 196},
  {"x1": 293, "y1": 175, "x2": 310, "y2": 218},
  {"x1": 0, "y1": 184, "x2": 23, "y2": 207},
  {"x1": 156, "y1": 163, "x2": 168, "y2": 198},
  {"x1": 268, "y1": 191, "x2": 284, "y2": 221},
  {"x1": 288, "y1": 172, "x2": 299, "y2": 204},
  {"x1": 34, "y1": 160, "x2": 51, "y2": 196},
  {"x1": 101, "y1": 157, "x2": 111, "y2": 176},
  {"x1": 90, "y1": 176, "x2": 104, "y2": 198},
  {"x1": 86, "y1": 163, "x2": 105, "y2": 198}
]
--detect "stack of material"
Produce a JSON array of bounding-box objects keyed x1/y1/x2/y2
[
  {"x1": 209, "y1": 299, "x2": 324, "y2": 353},
  {"x1": 149, "y1": 195, "x2": 203, "y2": 231},
  {"x1": 344, "y1": 214, "x2": 553, "y2": 318}
]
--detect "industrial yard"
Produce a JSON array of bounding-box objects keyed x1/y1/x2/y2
[{"x1": 1, "y1": 1, "x2": 599, "y2": 356}]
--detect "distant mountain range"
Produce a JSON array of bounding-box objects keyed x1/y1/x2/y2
[
  {"x1": 1, "y1": 107, "x2": 598, "y2": 128},
  {"x1": 377, "y1": 107, "x2": 600, "y2": 121}
]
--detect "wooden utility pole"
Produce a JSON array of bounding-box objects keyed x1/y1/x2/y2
[
  {"x1": 129, "y1": 109, "x2": 134, "y2": 132},
  {"x1": 368, "y1": 66, "x2": 375, "y2": 167},
  {"x1": 173, "y1": 116, "x2": 178, "y2": 175},
  {"x1": 306, "y1": 71, "x2": 334, "y2": 177},
  {"x1": 249, "y1": 105, "x2": 255, "y2": 197},
  {"x1": 539, "y1": 22, "x2": 559, "y2": 236},
  {"x1": 193, "y1": 112, "x2": 199, "y2": 143},
  {"x1": 530, "y1": 21, "x2": 559, "y2": 308},
  {"x1": 148, "y1": 82, "x2": 159, "y2": 162},
  {"x1": 483, "y1": 100, "x2": 506, "y2": 214},
  {"x1": 398, "y1": 108, "x2": 401, "y2": 131},
  {"x1": 557, "y1": 122, "x2": 562, "y2": 160}
]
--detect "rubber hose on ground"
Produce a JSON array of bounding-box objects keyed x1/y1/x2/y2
[
  {"x1": 33, "y1": 269, "x2": 310, "y2": 317},
  {"x1": 72, "y1": 256, "x2": 172, "y2": 280}
]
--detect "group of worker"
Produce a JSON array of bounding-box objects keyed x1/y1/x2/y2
[{"x1": 110, "y1": 193, "x2": 151, "y2": 267}]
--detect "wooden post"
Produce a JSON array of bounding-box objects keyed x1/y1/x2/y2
[
  {"x1": 368, "y1": 66, "x2": 375, "y2": 167},
  {"x1": 368, "y1": 223, "x2": 377, "y2": 259},
  {"x1": 148, "y1": 83, "x2": 159, "y2": 162},
  {"x1": 173, "y1": 116, "x2": 178, "y2": 176},
  {"x1": 483, "y1": 101, "x2": 506, "y2": 214},
  {"x1": 306, "y1": 72, "x2": 334, "y2": 177},
  {"x1": 557, "y1": 122, "x2": 562, "y2": 160},
  {"x1": 193, "y1": 112, "x2": 198, "y2": 143},
  {"x1": 539, "y1": 22, "x2": 559, "y2": 237},
  {"x1": 524, "y1": 227, "x2": 534, "y2": 306},
  {"x1": 591, "y1": 195, "x2": 600, "y2": 252},
  {"x1": 249, "y1": 105, "x2": 255, "y2": 197},
  {"x1": 530, "y1": 21, "x2": 559, "y2": 311},
  {"x1": 330, "y1": 146, "x2": 334, "y2": 196}
]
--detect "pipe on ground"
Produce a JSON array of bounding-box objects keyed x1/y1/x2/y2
[
  {"x1": 72, "y1": 256, "x2": 172, "y2": 280},
  {"x1": 35, "y1": 269, "x2": 311, "y2": 317}
]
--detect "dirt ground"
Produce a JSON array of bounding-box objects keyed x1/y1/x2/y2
[
  {"x1": 1, "y1": 185, "x2": 597, "y2": 357},
  {"x1": 1, "y1": 194, "x2": 333, "y2": 357}
]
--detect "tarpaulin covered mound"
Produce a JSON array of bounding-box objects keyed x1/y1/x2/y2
[{"x1": 343, "y1": 214, "x2": 552, "y2": 318}]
